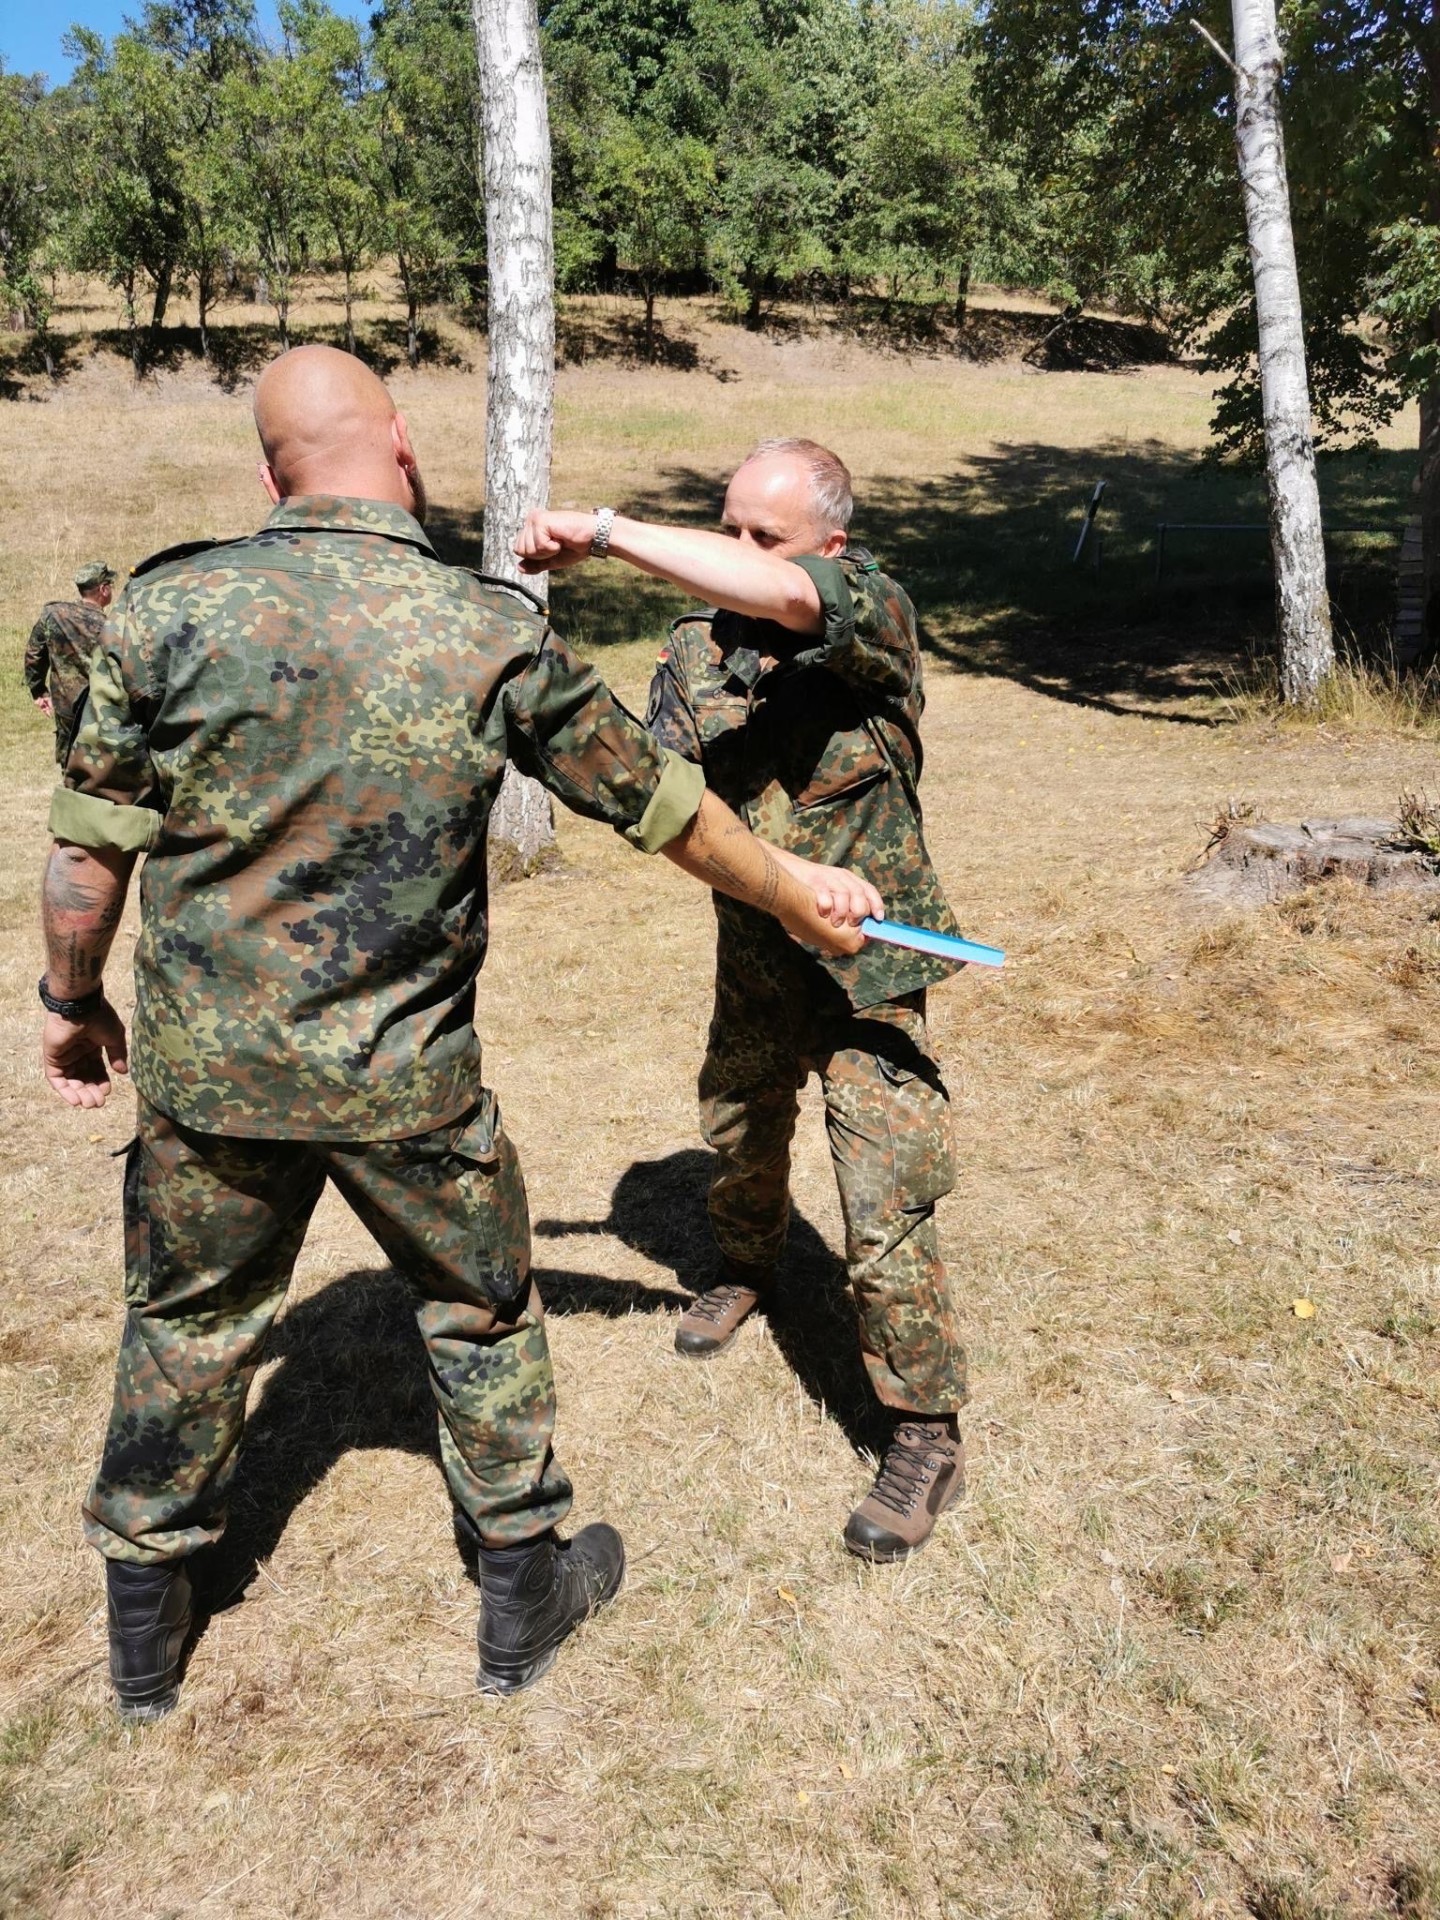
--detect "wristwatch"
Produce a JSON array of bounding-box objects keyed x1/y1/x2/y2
[
  {"x1": 590, "y1": 506, "x2": 616, "y2": 560},
  {"x1": 38, "y1": 976, "x2": 105, "y2": 1021}
]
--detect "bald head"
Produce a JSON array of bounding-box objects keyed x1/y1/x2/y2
[{"x1": 253, "y1": 345, "x2": 425, "y2": 519}]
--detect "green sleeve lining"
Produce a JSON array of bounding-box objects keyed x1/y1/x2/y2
[
  {"x1": 789, "y1": 554, "x2": 856, "y2": 655},
  {"x1": 49, "y1": 787, "x2": 161, "y2": 853},
  {"x1": 625, "y1": 749, "x2": 706, "y2": 854}
]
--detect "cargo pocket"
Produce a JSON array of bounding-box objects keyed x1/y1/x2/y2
[
  {"x1": 118, "y1": 1135, "x2": 151, "y2": 1308},
  {"x1": 450, "y1": 1094, "x2": 532, "y2": 1314},
  {"x1": 878, "y1": 1053, "x2": 956, "y2": 1212}
]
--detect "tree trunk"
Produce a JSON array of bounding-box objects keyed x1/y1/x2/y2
[
  {"x1": 150, "y1": 261, "x2": 173, "y2": 332},
  {"x1": 197, "y1": 266, "x2": 213, "y2": 361},
  {"x1": 644, "y1": 284, "x2": 656, "y2": 360},
  {"x1": 743, "y1": 269, "x2": 763, "y2": 331},
  {"x1": 954, "y1": 259, "x2": 971, "y2": 330},
  {"x1": 1229, "y1": 0, "x2": 1334, "y2": 706},
  {"x1": 473, "y1": 0, "x2": 558, "y2": 877},
  {"x1": 1419, "y1": 42, "x2": 1440, "y2": 642},
  {"x1": 407, "y1": 290, "x2": 420, "y2": 368},
  {"x1": 344, "y1": 266, "x2": 356, "y2": 356}
]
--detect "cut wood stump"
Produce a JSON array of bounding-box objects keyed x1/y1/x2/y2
[{"x1": 1190, "y1": 817, "x2": 1440, "y2": 905}]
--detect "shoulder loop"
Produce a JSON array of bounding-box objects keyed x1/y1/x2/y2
[
  {"x1": 843, "y1": 543, "x2": 880, "y2": 574},
  {"x1": 459, "y1": 569, "x2": 550, "y2": 619},
  {"x1": 129, "y1": 536, "x2": 235, "y2": 581},
  {"x1": 668, "y1": 607, "x2": 717, "y2": 638}
]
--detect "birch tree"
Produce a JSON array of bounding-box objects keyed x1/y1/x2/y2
[
  {"x1": 1214, "y1": 0, "x2": 1333, "y2": 704},
  {"x1": 473, "y1": 0, "x2": 557, "y2": 873}
]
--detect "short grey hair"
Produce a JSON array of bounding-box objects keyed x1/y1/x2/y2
[{"x1": 744, "y1": 437, "x2": 854, "y2": 534}]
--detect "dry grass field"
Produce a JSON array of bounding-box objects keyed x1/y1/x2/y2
[{"x1": 1, "y1": 278, "x2": 1437, "y2": 1920}]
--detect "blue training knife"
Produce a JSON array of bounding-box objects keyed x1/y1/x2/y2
[{"x1": 860, "y1": 918, "x2": 1005, "y2": 968}]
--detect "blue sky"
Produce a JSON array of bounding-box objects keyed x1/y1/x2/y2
[{"x1": 0, "y1": 1, "x2": 367, "y2": 84}]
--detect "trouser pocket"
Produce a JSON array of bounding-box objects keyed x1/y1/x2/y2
[
  {"x1": 877, "y1": 1053, "x2": 956, "y2": 1212},
  {"x1": 449, "y1": 1094, "x2": 531, "y2": 1314}
]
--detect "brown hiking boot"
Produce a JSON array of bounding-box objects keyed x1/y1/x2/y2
[
  {"x1": 674, "y1": 1264, "x2": 769, "y2": 1357},
  {"x1": 843, "y1": 1417, "x2": 965, "y2": 1563}
]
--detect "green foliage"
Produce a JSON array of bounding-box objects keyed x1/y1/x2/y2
[
  {"x1": 980, "y1": 0, "x2": 1429, "y2": 462},
  {"x1": 9, "y1": 0, "x2": 1429, "y2": 451},
  {"x1": 371, "y1": 0, "x2": 483, "y2": 362},
  {"x1": 594, "y1": 120, "x2": 713, "y2": 351},
  {"x1": 0, "y1": 63, "x2": 59, "y2": 353}
]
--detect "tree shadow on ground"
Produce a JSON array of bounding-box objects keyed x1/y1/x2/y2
[
  {"x1": 534, "y1": 1148, "x2": 887, "y2": 1458},
  {"x1": 557, "y1": 306, "x2": 720, "y2": 375},
  {"x1": 0, "y1": 331, "x2": 84, "y2": 399},
  {"x1": 821, "y1": 295, "x2": 1175, "y2": 370},
  {"x1": 599, "y1": 443, "x2": 1412, "y2": 723},
  {"x1": 192, "y1": 1255, "x2": 686, "y2": 1633}
]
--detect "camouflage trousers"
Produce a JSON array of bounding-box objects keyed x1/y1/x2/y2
[
  {"x1": 84, "y1": 1093, "x2": 571, "y2": 1566},
  {"x1": 699, "y1": 978, "x2": 967, "y2": 1415}
]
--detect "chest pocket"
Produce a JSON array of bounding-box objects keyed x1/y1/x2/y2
[{"x1": 776, "y1": 674, "x2": 890, "y2": 810}]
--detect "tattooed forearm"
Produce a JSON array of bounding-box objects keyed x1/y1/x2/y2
[
  {"x1": 666, "y1": 792, "x2": 793, "y2": 921},
  {"x1": 41, "y1": 843, "x2": 136, "y2": 996}
]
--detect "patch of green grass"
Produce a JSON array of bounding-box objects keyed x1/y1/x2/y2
[{"x1": 1143, "y1": 1562, "x2": 1249, "y2": 1635}]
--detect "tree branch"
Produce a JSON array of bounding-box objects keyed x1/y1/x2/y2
[{"x1": 1189, "y1": 17, "x2": 1242, "y2": 79}]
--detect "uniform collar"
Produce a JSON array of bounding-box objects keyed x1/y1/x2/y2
[{"x1": 263, "y1": 494, "x2": 437, "y2": 556}]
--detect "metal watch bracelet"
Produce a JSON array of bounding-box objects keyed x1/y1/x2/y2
[
  {"x1": 38, "y1": 976, "x2": 105, "y2": 1021},
  {"x1": 590, "y1": 506, "x2": 616, "y2": 559}
]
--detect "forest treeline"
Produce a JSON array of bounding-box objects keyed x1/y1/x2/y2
[{"x1": 0, "y1": 0, "x2": 1433, "y2": 468}]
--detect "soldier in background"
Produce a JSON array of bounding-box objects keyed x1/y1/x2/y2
[
  {"x1": 24, "y1": 561, "x2": 116, "y2": 761},
  {"x1": 38, "y1": 352, "x2": 875, "y2": 1722},
  {"x1": 517, "y1": 440, "x2": 970, "y2": 1565}
]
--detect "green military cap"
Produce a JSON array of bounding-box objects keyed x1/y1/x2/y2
[{"x1": 75, "y1": 560, "x2": 116, "y2": 591}]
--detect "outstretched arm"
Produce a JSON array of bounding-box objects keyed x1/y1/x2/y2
[
  {"x1": 661, "y1": 790, "x2": 878, "y2": 953},
  {"x1": 515, "y1": 509, "x2": 825, "y2": 634},
  {"x1": 40, "y1": 841, "x2": 135, "y2": 1107}
]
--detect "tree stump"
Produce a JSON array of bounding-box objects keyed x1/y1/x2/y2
[{"x1": 1190, "y1": 817, "x2": 1440, "y2": 905}]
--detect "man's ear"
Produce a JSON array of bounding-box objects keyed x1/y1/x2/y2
[
  {"x1": 258, "y1": 461, "x2": 283, "y2": 506},
  {"x1": 392, "y1": 411, "x2": 416, "y2": 475},
  {"x1": 821, "y1": 528, "x2": 848, "y2": 559}
]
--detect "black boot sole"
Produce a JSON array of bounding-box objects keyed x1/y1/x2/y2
[{"x1": 116, "y1": 1681, "x2": 182, "y2": 1724}]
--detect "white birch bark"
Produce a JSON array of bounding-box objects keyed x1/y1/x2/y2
[
  {"x1": 1229, "y1": 0, "x2": 1334, "y2": 705},
  {"x1": 473, "y1": 0, "x2": 558, "y2": 873}
]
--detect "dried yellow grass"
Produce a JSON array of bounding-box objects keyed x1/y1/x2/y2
[{"x1": 0, "y1": 285, "x2": 1435, "y2": 1920}]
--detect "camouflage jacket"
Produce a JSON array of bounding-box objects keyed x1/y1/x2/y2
[
  {"x1": 646, "y1": 547, "x2": 961, "y2": 1011},
  {"x1": 53, "y1": 495, "x2": 703, "y2": 1142},
  {"x1": 25, "y1": 600, "x2": 106, "y2": 758}
]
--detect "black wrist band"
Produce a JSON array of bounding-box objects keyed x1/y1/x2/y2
[{"x1": 38, "y1": 976, "x2": 104, "y2": 1021}]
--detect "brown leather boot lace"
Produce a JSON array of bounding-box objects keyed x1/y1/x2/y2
[
  {"x1": 687, "y1": 1281, "x2": 754, "y2": 1326},
  {"x1": 866, "y1": 1424, "x2": 949, "y2": 1518}
]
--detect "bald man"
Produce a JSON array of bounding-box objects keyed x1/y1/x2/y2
[
  {"x1": 39, "y1": 347, "x2": 876, "y2": 1721},
  {"x1": 518, "y1": 440, "x2": 969, "y2": 1564}
]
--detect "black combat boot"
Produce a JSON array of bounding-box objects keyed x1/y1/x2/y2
[
  {"x1": 475, "y1": 1524, "x2": 625, "y2": 1695},
  {"x1": 105, "y1": 1558, "x2": 193, "y2": 1723}
]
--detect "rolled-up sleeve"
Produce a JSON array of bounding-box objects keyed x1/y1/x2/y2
[
  {"x1": 51, "y1": 612, "x2": 165, "y2": 848},
  {"x1": 789, "y1": 556, "x2": 918, "y2": 700},
  {"x1": 502, "y1": 630, "x2": 705, "y2": 852}
]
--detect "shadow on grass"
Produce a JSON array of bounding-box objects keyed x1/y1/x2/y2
[
  {"x1": 827, "y1": 295, "x2": 1174, "y2": 370},
  {"x1": 594, "y1": 443, "x2": 1413, "y2": 723},
  {"x1": 557, "y1": 306, "x2": 716, "y2": 374},
  {"x1": 1, "y1": 313, "x2": 474, "y2": 398},
  {"x1": 192, "y1": 1252, "x2": 688, "y2": 1628},
  {"x1": 534, "y1": 1148, "x2": 887, "y2": 1458},
  {"x1": 192, "y1": 1144, "x2": 877, "y2": 1631}
]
